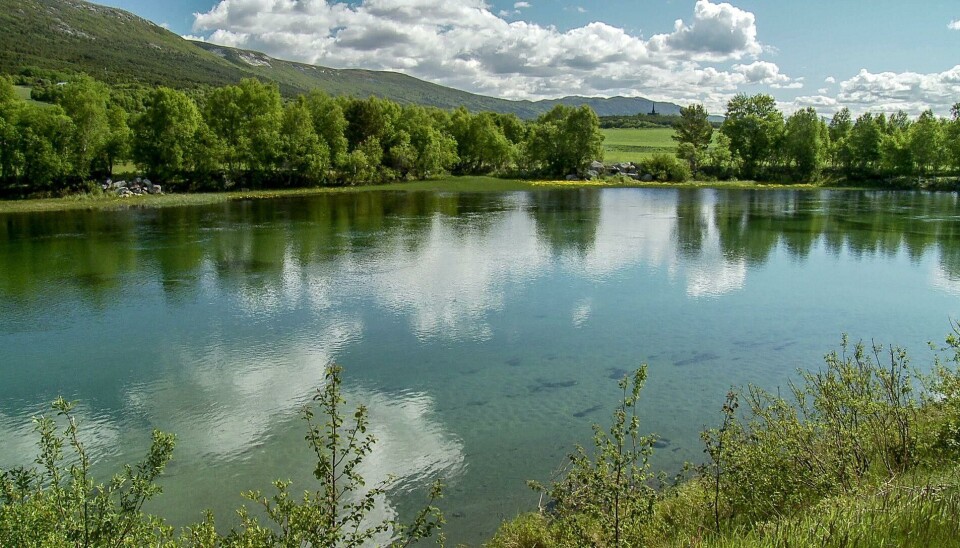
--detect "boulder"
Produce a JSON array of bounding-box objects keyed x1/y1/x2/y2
[
  {"x1": 589, "y1": 160, "x2": 604, "y2": 171},
  {"x1": 641, "y1": 174, "x2": 654, "y2": 182},
  {"x1": 566, "y1": 174, "x2": 580, "y2": 181},
  {"x1": 585, "y1": 169, "x2": 599, "y2": 179}
]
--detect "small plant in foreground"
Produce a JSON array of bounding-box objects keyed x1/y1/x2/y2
[
  {"x1": 0, "y1": 398, "x2": 176, "y2": 546},
  {"x1": 208, "y1": 364, "x2": 445, "y2": 547},
  {"x1": 1, "y1": 365, "x2": 445, "y2": 547},
  {"x1": 528, "y1": 365, "x2": 658, "y2": 547}
]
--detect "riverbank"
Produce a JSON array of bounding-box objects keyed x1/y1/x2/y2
[{"x1": 0, "y1": 176, "x2": 827, "y2": 214}]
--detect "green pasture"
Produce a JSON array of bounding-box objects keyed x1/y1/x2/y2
[{"x1": 601, "y1": 127, "x2": 677, "y2": 163}]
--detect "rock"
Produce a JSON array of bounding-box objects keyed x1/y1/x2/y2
[
  {"x1": 566, "y1": 174, "x2": 580, "y2": 181},
  {"x1": 150, "y1": 184, "x2": 162, "y2": 194},
  {"x1": 641, "y1": 173, "x2": 654, "y2": 182},
  {"x1": 589, "y1": 160, "x2": 604, "y2": 171},
  {"x1": 585, "y1": 169, "x2": 599, "y2": 179},
  {"x1": 628, "y1": 173, "x2": 641, "y2": 180}
]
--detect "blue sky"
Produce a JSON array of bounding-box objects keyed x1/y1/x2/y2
[{"x1": 94, "y1": 0, "x2": 960, "y2": 115}]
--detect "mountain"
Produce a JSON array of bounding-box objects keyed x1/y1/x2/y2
[{"x1": 0, "y1": 0, "x2": 687, "y2": 119}]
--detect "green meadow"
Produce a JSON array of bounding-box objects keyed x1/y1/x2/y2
[{"x1": 601, "y1": 127, "x2": 678, "y2": 163}]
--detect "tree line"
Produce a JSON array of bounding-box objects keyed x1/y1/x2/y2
[
  {"x1": 0, "y1": 74, "x2": 604, "y2": 196},
  {"x1": 674, "y1": 94, "x2": 960, "y2": 185}
]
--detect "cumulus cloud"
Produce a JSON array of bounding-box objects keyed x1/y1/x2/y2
[
  {"x1": 733, "y1": 61, "x2": 789, "y2": 85},
  {"x1": 648, "y1": 0, "x2": 763, "y2": 61},
  {"x1": 190, "y1": 0, "x2": 790, "y2": 105},
  {"x1": 948, "y1": 19, "x2": 960, "y2": 30},
  {"x1": 834, "y1": 66, "x2": 960, "y2": 115},
  {"x1": 824, "y1": 76, "x2": 836, "y2": 84}
]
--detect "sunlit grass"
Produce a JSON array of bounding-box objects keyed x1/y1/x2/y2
[
  {"x1": 602, "y1": 127, "x2": 678, "y2": 162},
  {"x1": 0, "y1": 176, "x2": 828, "y2": 215}
]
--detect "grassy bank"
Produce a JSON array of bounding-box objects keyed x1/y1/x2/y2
[
  {"x1": 0, "y1": 176, "x2": 829, "y2": 215},
  {"x1": 488, "y1": 332, "x2": 960, "y2": 548}
]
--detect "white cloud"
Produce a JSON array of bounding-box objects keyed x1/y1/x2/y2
[
  {"x1": 514, "y1": 1, "x2": 531, "y2": 8},
  {"x1": 191, "y1": 0, "x2": 786, "y2": 104},
  {"x1": 733, "y1": 60, "x2": 789, "y2": 85},
  {"x1": 834, "y1": 66, "x2": 960, "y2": 116},
  {"x1": 948, "y1": 19, "x2": 960, "y2": 30},
  {"x1": 577, "y1": 6, "x2": 586, "y2": 13},
  {"x1": 648, "y1": 0, "x2": 763, "y2": 61},
  {"x1": 824, "y1": 76, "x2": 836, "y2": 84}
]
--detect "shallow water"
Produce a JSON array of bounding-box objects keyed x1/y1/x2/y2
[{"x1": 1, "y1": 187, "x2": 959, "y2": 544}]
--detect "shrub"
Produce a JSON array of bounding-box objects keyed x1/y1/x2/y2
[
  {"x1": 637, "y1": 154, "x2": 691, "y2": 182},
  {"x1": 0, "y1": 365, "x2": 445, "y2": 547}
]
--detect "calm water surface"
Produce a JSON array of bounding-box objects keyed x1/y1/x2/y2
[{"x1": 1, "y1": 188, "x2": 959, "y2": 544}]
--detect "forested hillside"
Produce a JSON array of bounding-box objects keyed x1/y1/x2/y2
[{"x1": 0, "y1": 0, "x2": 680, "y2": 118}]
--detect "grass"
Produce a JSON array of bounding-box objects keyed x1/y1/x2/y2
[
  {"x1": 0, "y1": 176, "x2": 830, "y2": 215},
  {"x1": 12, "y1": 85, "x2": 52, "y2": 108},
  {"x1": 694, "y1": 466, "x2": 960, "y2": 548},
  {"x1": 601, "y1": 127, "x2": 678, "y2": 163}
]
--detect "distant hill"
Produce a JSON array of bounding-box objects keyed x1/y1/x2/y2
[{"x1": 0, "y1": 0, "x2": 690, "y2": 119}]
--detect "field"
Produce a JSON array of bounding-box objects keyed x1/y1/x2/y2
[{"x1": 601, "y1": 127, "x2": 677, "y2": 163}]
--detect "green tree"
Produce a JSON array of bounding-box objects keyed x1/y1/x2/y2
[
  {"x1": 102, "y1": 104, "x2": 132, "y2": 176},
  {"x1": 279, "y1": 98, "x2": 330, "y2": 185},
  {"x1": 342, "y1": 96, "x2": 400, "y2": 153},
  {"x1": 524, "y1": 105, "x2": 603, "y2": 176},
  {"x1": 15, "y1": 104, "x2": 74, "y2": 189},
  {"x1": 847, "y1": 112, "x2": 883, "y2": 177},
  {"x1": 204, "y1": 79, "x2": 283, "y2": 180},
  {"x1": 947, "y1": 103, "x2": 960, "y2": 173},
  {"x1": 451, "y1": 109, "x2": 513, "y2": 174},
  {"x1": 828, "y1": 107, "x2": 853, "y2": 171},
  {"x1": 720, "y1": 94, "x2": 784, "y2": 179},
  {"x1": 395, "y1": 105, "x2": 458, "y2": 179},
  {"x1": 132, "y1": 87, "x2": 201, "y2": 181},
  {"x1": 236, "y1": 79, "x2": 282, "y2": 176},
  {"x1": 304, "y1": 91, "x2": 349, "y2": 168},
  {"x1": 57, "y1": 75, "x2": 111, "y2": 178},
  {"x1": 187, "y1": 119, "x2": 227, "y2": 189},
  {"x1": 783, "y1": 107, "x2": 829, "y2": 181},
  {"x1": 909, "y1": 109, "x2": 943, "y2": 177},
  {"x1": 203, "y1": 83, "x2": 244, "y2": 175},
  {"x1": 0, "y1": 76, "x2": 22, "y2": 183},
  {"x1": 673, "y1": 103, "x2": 713, "y2": 175}
]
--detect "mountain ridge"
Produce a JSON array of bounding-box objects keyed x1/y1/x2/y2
[{"x1": 0, "y1": 0, "x2": 685, "y2": 118}]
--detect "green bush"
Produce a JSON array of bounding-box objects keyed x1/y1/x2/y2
[
  {"x1": 637, "y1": 154, "x2": 690, "y2": 182},
  {"x1": 0, "y1": 365, "x2": 445, "y2": 547}
]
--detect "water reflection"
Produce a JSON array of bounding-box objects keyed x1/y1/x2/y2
[
  {"x1": 2, "y1": 187, "x2": 960, "y2": 544},
  {"x1": 3, "y1": 189, "x2": 960, "y2": 307}
]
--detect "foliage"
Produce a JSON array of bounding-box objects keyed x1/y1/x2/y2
[
  {"x1": 0, "y1": 398, "x2": 176, "y2": 546},
  {"x1": 523, "y1": 366, "x2": 658, "y2": 547},
  {"x1": 220, "y1": 364, "x2": 445, "y2": 547},
  {"x1": 638, "y1": 154, "x2": 691, "y2": 182},
  {"x1": 494, "y1": 325, "x2": 960, "y2": 547},
  {"x1": 720, "y1": 94, "x2": 784, "y2": 180},
  {"x1": 0, "y1": 365, "x2": 445, "y2": 547},
  {"x1": 783, "y1": 107, "x2": 828, "y2": 181},
  {"x1": 525, "y1": 105, "x2": 604, "y2": 176},
  {"x1": 672, "y1": 104, "x2": 713, "y2": 175}
]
